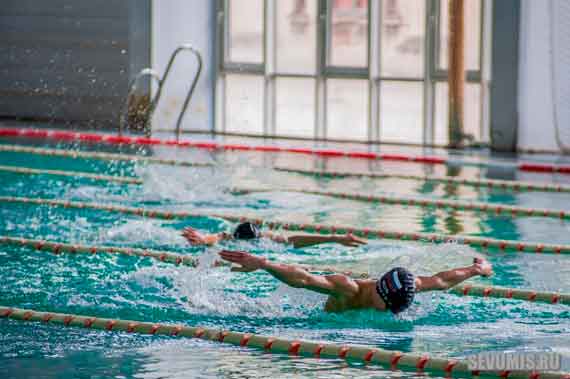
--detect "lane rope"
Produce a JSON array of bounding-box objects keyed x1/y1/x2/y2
[
  {"x1": 0, "y1": 144, "x2": 213, "y2": 168},
  {"x1": 4, "y1": 165, "x2": 570, "y2": 223},
  {"x1": 1, "y1": 195, "x2": 570, "y2": 255},
  {"x1": 0, "y1": 165, "x2": 142, "y2": 184},
  {"x1": 275, "y1": 166, "x2": 570, "y2": 194},
  {"x1": 234, "y1": 187, "x2": 570, "y2": 221},
  {"x1": 3, "y1": 160, "x2": 570, "y2": 222},
  {"x1": 4, "y1": 306, "x2": 568, "y2": 379},
  {"x1": 2, "y1": 127, "x2": 570, "y2": 174},
  {"x1": 3, "y1": 144, "x2": 570, "y2": 196},
  {"x1": 1, "y1": 235, "x2": 567, "y2": 306}
]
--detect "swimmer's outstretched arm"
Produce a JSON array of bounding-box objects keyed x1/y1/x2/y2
[
  {"x1": 263, "y1": 231, "x2": 367, "y2": 248},
  {"x1": 415, "y1": 258, "x2": 493, "y2": 292},
  {"x1": 219, "y1": 250, "x2": 359, "y2": 297},
  {"x1": 182, "y1": 227, "x2": 231, "y2": 246}
]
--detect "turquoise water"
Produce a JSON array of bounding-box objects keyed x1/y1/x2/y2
[{"x1": 0, "y1": 137, "x2": 569, "y2": 378}]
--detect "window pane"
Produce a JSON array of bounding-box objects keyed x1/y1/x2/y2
[
  {"x1": 438, "y1": 0, "x2": 481, "y2": 71},
  {"x1": 225, "y1": 74, "x2": 264, "y2": 134},
  {"x1": 327, "y1": 79, "x2": 368, "y2": 140},
  {"x1": 434, "y1": 82, "x2": 481, "y2": 145},
  {"x1": 379, "y1": 81, "x2": 423, "y2": 143},
  {"x1": 228, "y1": 0, "x2": 264, "y2": 63},
  {"x1": 276, "y1": 78, "x2": 316, "y2": 137},
  {"x1": 380, "y1": 0, "x2": 425, "y2": 78},
  {"x1": 329, "y1": 0, "x2": 369, "y2": 67},
  {"x1": 276, "y1": 0, "x2": 318, "y2": 74}
]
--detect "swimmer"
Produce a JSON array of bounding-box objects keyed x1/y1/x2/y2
[
  {"x1": 218, "y1": 251, "x2": 493, "y2": 314},
  {"x1": 182, "y1": 222, "x2": 367, "y2": 248}
]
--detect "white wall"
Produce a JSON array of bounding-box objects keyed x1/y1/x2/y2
[
  {"x1": 151, "y1": 0, "x2": 214, "y2": 132},
  {"x1": 518, "y1": 0, "x2": 562, "y2": 152}
]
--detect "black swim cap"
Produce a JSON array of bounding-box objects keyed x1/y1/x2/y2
[
  {"x1": 376, "y1": 267, "x2": 416, "y2": 314},
  {"x1": 233, "y1": 222, "x2": 261, "y2": 240}
]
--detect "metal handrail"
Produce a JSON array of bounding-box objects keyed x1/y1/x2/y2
[
  {"x1": 118, "y1": 68, "x2": 162, "y2": 137},
  {"x1": 120, "y1": 45, "x2": 203, "y2": 140}
]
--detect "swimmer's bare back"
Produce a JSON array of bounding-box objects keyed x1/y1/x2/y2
[{"x1": 218, "y1": 250, "x2": 493, "y2": 314}]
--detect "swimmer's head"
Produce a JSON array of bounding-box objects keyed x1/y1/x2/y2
[
  {"x1": 376, "y1": 267, "x2": 416, "y2": 314},
  {"x1": 233, "y1": 222, "x2": 261, "y2": 240}
]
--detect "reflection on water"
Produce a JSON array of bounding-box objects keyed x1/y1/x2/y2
[{"x1": 1, "y1": 141, "x2": 570, "y2": 378}]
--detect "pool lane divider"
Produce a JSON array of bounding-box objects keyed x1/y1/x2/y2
[
  {"x1": 3, "y1": 159, "x2": 570, "y2": 222},
  {"x1": 3, "y1": 144, "x2": 570, "y2": 195},
  {"x1": 1, "y1": 307, "x2": 568, "y2": 379},
  {"x1": 1, "y1": 195, "x2": 570, "y2": 255},
  {"x1": 2, "y1": 127, "x2": 570, "y2": 174},
  {"x1": 0, "y1": 144, "x2": 212, "y2": 168},
  {"x1": 0, "y1": 165, "x2": 143, "y2": 184},
  {"x1": 275, "y1": 167, "x2": 570, "y2": 194},
  {"x1": 233, "y1": 187, "x2": 570, "y2": 222},
  {"x1": 1, "y1": 235, "x2": 568, "y2": 307}
]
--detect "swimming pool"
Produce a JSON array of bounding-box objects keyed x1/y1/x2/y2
[{"x1": 1, "y1": 127, "x2": 569, "y2": 378}]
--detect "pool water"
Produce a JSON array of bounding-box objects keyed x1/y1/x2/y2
[{"x1": 0, "y1": 136, "x2": 569, "y2": 378}]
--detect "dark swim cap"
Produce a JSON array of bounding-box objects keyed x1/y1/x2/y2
[
  {"x1": 376, "y1": 267, "x2": 416, "y2": 314},
  {"x1": 233, "y1": 222, "x2": 261, "y2": 240}
]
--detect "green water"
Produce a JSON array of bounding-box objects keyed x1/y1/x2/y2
[{"x1": 0, "y1": 138, "x2": 569, "y2": 378}]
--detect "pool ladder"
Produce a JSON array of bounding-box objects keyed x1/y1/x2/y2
[{"x1": 119, "y1": 44, "x2": 203, "y2": 141}]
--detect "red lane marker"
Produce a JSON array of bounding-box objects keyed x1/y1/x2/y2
[
  {"x1": 529, "y1": 371, "x2": 541, "y2": 379},
  {"x1": 194, "y1": 142, "x2": 218, "y2": 149},
  {"x1": 559, "y1": 166, "x2": 570, "y2": 174},
  {"x1": 286, "y1": 148, "x2": 313, "y2": 154},
  {"x1": 171, "y1": 326, "x2": 183, "y2": 336},
  {"x1": 127, "y1": 322, "x2": 138, "y2": 333},
  {"x1": 416, "y1": 355, "x2": 429, "y2": 371},
  {"x1": 239, "y1": 334, "x2": 252, "y2": 347},
  {"x1": 63, "y1": 316, "x2": 74, "y2": 326},
  {"x1": 519, "y1": 163, "x2": 555, "y2": 173},
  {"x1": 313, "y1": 344, "x2": 325, "y2": 358},
  {"x1": 264, "y1": 338, "x2": 275, "y2": 351},
  {"x1": 390, "y1": 352, "x2": 403, "y2": 369},
  {"x1": 315, "y1": 149, "x2": 345, "y2": 157},
  {"x1": 133, "y1": 137, "x2": 161, "y2": 145},
  {"x1": 288, "y1": 341, "x2": 301, "y2": 355},
  {"x1": 105, "y1": 320, "x2": 117, "y2": 330},
  {"x1": 414, "y1": 156, "x2": 446, "y2": 164},
  {"x1": 500, "y1": 370, "x2": 511, "y2": 378},
  {"x1": 347, "y1": 151, "x2": 378, "y2": 159},
  {"x1": 23, "y1": 311, "x2": 33, "y2": 320},
  {"x1": 444, "y1": 360, "x2": 458, "y2": 374},
  {"x1": 150, "y1": 324, "x2": 160, "y2": 335},
  {"x1": 194, "y1": 328, "x2": 205, "y2": 338},
  {"x1": 104, "y1": 136, "x2": 132, "y2": 144},
  {"x1": 42, "y1": 313, "x2": 54, "y2": 323},
  {"x1": 253, "y1": 146, "x2": 282, "y2": 152},
  {"x1": 83, "y1": 317, "x2": 96, "y2": 328},
  {"x1": 528, "y1": 292, "x2": 537, "y2": 301},
  {"x1": 0, "y1": 129, "x2": 21, "y2": 137},
  {"x1": 506, "y1": 289, "x2": 514, "y2": 299},
  {"x1": 51, "y1": 131, "x2": 77, "y2": 140},
  {"x1": 223, "y1": 144, "x2": 251, "y2": 151},
  {"x1": 380, "y1": 154, "x2": 411, "y2": 162},
  {"x1": 338, "y1": 346, "x2": 350, "y2": 359},
  {"x1": 462, "y1": 285, "x2": 472, "y2": 296},
  {"x1": 552, "y1": 294, "x2": 561, "y2": 304},
  {"x1": 78, "y1": 134, "x2": 103, "y2": 142},
  {"x1": 363, "y1": 350, "x2": 375, "y2": 362},
  {"x1": 483, "y1": 287, "x2": 493, "y2": 297},
  {"x1": 217, "y1": 331, "x2": 229, "y2": 342}
]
